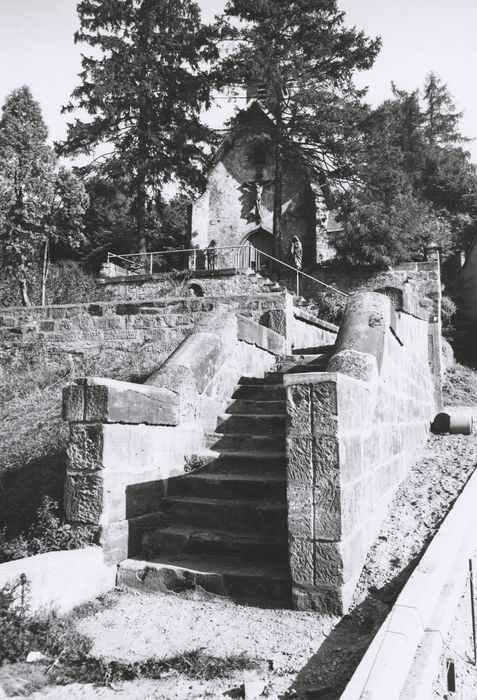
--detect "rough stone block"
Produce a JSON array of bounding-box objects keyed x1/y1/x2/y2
[
  {"x1": 314, "y1": 484, "x2": 341, "y2": 540},
  {"x1": 289, "y1": 536, "x2": 314, "y2": 586},
  {"x1": 63, "y1": 382, "x2": 85, "y2": 422},
  {"x1": 287, "y1": 483, "x2": 313, "y2": 539},
  {"x1": 286, "y1": 384, "x2": 312, "y2": 436},
  {"x1": 292, "y1": 584, "x2": 343, "y2": 615},
  {"x1": 313, "y1": 436, "x2": 339, "y2": 486},
  {"x1": 83, "y1": 377, "x2": 179, "y2": 426},
  {"x1": 65, "y1": 471, "x2": 103, "y2": 524},
  {"x1": 67, "y1": 423, "x2": 103, "y2": 472},
  {"x1": 286, "y1": 437, "x2": 313, "y2": 484},
  {"x1": 314, "y1": 541, "x2": 344, "y2": 587}
]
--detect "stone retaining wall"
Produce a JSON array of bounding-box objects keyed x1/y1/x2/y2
[{"x1": 285, "y1": 292, "x2": 436, "y2": 614}]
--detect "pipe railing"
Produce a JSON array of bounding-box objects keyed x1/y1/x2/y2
[{"x1": 106, "y1": 244, "x2": 348, "y2": 298}]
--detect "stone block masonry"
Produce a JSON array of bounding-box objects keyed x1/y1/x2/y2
[{"x1": 285, "y1": 292, "x2": 436, "y2": 614}]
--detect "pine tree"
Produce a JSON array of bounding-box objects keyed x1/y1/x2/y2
[
  {"x1": 219, "y1": 0, "x2": 380, "y2": 257},
  {"x1": 423, "y1": 72, "x2": 468, "y2": 146},
  {"x1": 59, "y1": 0, "x2": 219, "y2": 254}
]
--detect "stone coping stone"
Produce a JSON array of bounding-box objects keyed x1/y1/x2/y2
[
  {"x1": 237, "y1": 314, "x2": 286, "y2": 355},
  {"x1": 293, "y1": 306, "x2": 338, "y2": 333},
  {"x1": 0, "y1": 546, "x2": 116, "y2": 614},
  {"x1": 341, "y1": 466, "x2": 477, "y2": 700},
  {"x1": 63, "y1": 376, "x2": 179, "y2": 426}
]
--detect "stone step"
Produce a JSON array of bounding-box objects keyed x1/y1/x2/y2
[
  {"x1": 238, "y1": 375, "x2": 284, "y2": 386},
  {"x1": 117, "y1": 555, "x2": 291, "y2": 607},
  {"x1": 206, "y1": 432, "x2": 285, "y2": 452},
  {"x1": 232, "y1": 383, "x2": 286, "y2": 401},
  {"x1": 168, "y1": 472, "x2": 287, "y2": 500},
  {"x1": 280, "y1": 353, "x2": 331, "y2": 363},
  {"x1": 196, "y1": 451, "x2": 286, "y2": 475},
  {"x1": 292, "y1": 344, "x2": 335, "y2": 355},
  {"x1": 225, "y1": 399, "x2": 285, "y2": 416},
  {"x1": 142, "y1": 525, "x2": 287, "y2": 562},
  {"x1": 215, "y1": 413, "x2": 286, "y2": 435},
  {"x1": 265, "y1": 364, "x2": 328, "y2": 379},
  {"x1": 162, "y1": 496, "x2": 288, "y2": 535}
]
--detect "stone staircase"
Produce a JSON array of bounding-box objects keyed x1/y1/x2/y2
[{"x1": 117, "y1": 347, "x2": 333, "y2": 607}]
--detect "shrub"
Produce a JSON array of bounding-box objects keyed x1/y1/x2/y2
[
  {"x1": 0, "y1": 497, "x2": 95, "y2": 564},
  {"x1": 309, "y1": 291, "x2": 347, "y2": 326}
]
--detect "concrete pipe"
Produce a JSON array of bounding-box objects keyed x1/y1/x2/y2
[{"x1": 432, "y1": 408, "x2": 474, "y2": 435}]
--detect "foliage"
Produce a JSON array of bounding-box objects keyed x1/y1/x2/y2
[
  {"x1": 218, "y1": 0, "x2": 381, "y2": 253},
  {"x1": 332, "y1": 74, "x2": 477, "y2": 266},
  {"x1": 443, "y1": 362, "x2": 477, "y2": 406},
  {"x1": 60, "y1": 0, "x2": 219, "y2": 253},
  {"x1": 0, "y1": 497, "x2": 95, "y2": 564},
  {"x1": 0, "y1": 87, "x2": 88, "y2": 305},
  {"x1": 309, "y1": 291, "x2": 347, "y2": 326}
]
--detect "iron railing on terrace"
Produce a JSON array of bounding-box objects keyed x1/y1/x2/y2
[{"x1": 106, "y1": 244, "x2": 348, "y2": 298}]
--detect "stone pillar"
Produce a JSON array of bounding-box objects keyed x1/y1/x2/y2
[{"x1": 284, "y1": 372, "x2": 373, "y2": 614}]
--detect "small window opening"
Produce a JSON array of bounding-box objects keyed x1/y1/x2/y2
[
  {"x1": 447, "y1": 659, "x2": 456, "y2": 693},
  {"x1": 253, "y1": 145, "x2": 267, "y2": 166}
]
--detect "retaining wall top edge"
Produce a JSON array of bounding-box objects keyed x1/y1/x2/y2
[{"x1": 0, "y1": 292, "x2": 288, "y2": 314}]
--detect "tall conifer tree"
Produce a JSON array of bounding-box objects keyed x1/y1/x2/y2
[
  {"x1": 219, "y1": 0, "x2": 380, "y2": 257},
  {"x1": 60, "y1": 0, "x2": 218, "y2": 254}
]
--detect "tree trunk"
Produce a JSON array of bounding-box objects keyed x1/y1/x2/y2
[
  {"x1": 41, "y1": 238, "x2": 50, "y2": 306},
  {"x1": 19, "y1": 278, "x2": 30, "y2": 307},
  {"x1": 273, "y1": 107, "x2": 284, "y2": 262},
  {"x1": 136, "y1": 169, "x2": 147, "y2": 256}
]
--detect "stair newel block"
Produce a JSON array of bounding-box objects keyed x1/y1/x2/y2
[{"x1": 284, "y1": 372, "x2": 370, "y2": 615}]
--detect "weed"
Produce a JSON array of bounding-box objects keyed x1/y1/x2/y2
[
  {"x1": 0, "y1": 581, "x2": 259, "y2": 690},
  {"x1": 184, "y1": 454, "x2": 207, "y2": 473},
  {"x1": 0, "y1": 497, "x2": 96, "y2": 564}
]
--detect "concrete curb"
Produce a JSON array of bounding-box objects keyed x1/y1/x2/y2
[{"x1": 340, "y1": 468, "x2": 477, "y2": 700}]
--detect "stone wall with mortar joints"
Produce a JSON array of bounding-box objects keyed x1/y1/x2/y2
[
  {"x1": 285, "y1": 292, "x2": 436, "y2": 614},
  {"x1": 0, "y1": 293, "x2": 292, "y2": 368},
  {"x1": 96, "y1": 269, "x2": 270, "y2": 302}
]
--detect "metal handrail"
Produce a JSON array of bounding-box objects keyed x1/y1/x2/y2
[{"x1": 106, "y1": 244, "x2": 348, "y2": 298}]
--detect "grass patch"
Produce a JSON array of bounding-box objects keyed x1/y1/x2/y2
[
  {"x1": 0, "y1": 580, "x2": 259, "y2": 694},
  {"x1": 443, "y1": 363, "x2": 477, "y2": 406}
]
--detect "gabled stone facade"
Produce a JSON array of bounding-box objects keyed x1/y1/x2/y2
[{"x1": 190, "y1": 100, "x2": 336, "y2": 269}]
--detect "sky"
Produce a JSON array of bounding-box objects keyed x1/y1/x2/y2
[{"x1": 0, "y1": 0, "x2": 476, "y2": 160}]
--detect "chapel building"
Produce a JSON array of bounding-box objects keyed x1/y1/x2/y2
[{"x1": 189, "y1": 98, "x2": 339, "y2": 272}]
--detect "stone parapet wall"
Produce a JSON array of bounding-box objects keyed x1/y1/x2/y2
[
  {"x1": 285, "y1": 292, "x2": 436, "y2": 614},
  {"x1": 96, "y1": 268, "x2": 269, "y2": 301},
  {"x1": 303, "y1": 259, "x2": 441, "y2": 320}
]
